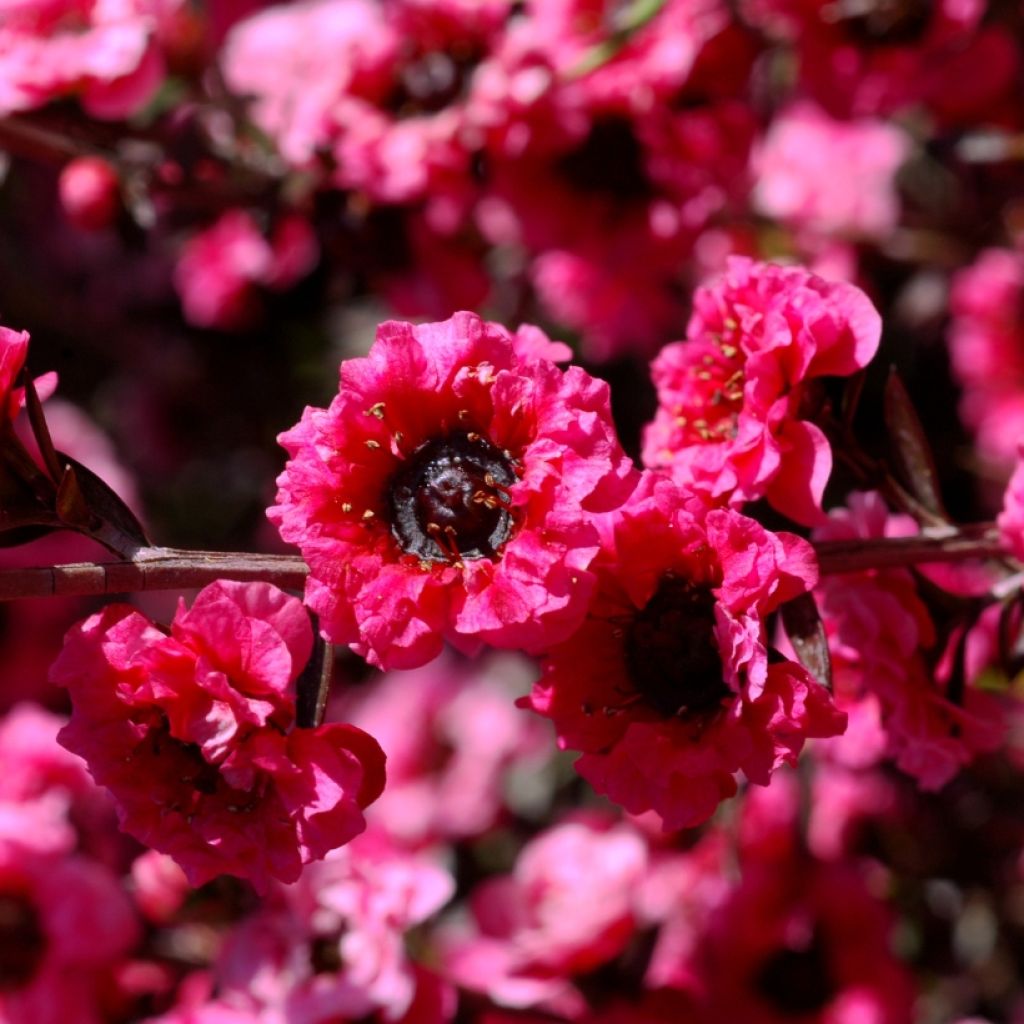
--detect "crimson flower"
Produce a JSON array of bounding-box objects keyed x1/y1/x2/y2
[
  {"x1": 269, "y1": 311, "x2": 636, "y2": 670},
  {"x1": 51, "y1": 581, "x2": 386, "y2": 890},
  {"x1": 524, "y1": 474, "x2": 846, "y2": 830}
]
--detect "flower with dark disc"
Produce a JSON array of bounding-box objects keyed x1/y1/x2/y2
[
  {"x1": 523, "y1": 473, "x2": 846, "y2": 830},
  {"x1": 269, "y1": 312, "x2": 637, "y2": 670}
]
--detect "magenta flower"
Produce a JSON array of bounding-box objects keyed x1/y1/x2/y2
[
  {"x1": 51, "y1": 580, "x2": 386, "y2": 890},
  {"x1": 642, "y1": 257, "x2": 881, "y2": 524},
  {"x1": 753, "y1": 101, "x2": 909, "y2": 240},
  {"x1": 0, "y1": 836, "x2": 139, "y2": 1024},
  {"x1": 174, "y1": 210, "x2": 318, "y2": 331},
  {"x1": 215, "y1": 830, "x2": 455, "y2": 1023},
  {"x1": 999, "y1": 448, "x2": 1024, "y2": 563},
  {"x1": 0, "y1": 0, "x2": 166, "y2": 119},
  {"x1": 524, "y1": 474, "x2": 846, "y2": 831},
  {"x1": 441, "y1": 816, "x2": 649, "y2": 1016},
  {"x1": 269, "y1": 311, "x2": 636, "y2": 670}
]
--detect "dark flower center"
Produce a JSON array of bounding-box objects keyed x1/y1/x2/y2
[
  {"x1": 753, "y1": 929, "x2": 837, "y2": 1015},
  {"x1": 0, "y1": 892, "x2": 46, "y2": 990},
  {"x1": 556, "y1": 117, "x2": 653, "y2": 201},
  {"x1": 830, "y1": 0, "x2": 931, "y2": 44},
  {"x1": 388, "y1": 42, "x2": 485, "y2": 116},
  {"x1": 387, "y1": 430, "x2": 517, "y2": 563},
  {"x1": 624, "y1": 576, "x2": 729, "y2": 717}
]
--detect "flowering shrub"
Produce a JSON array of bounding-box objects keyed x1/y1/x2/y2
[{"x1": 1, "y1": 1, "x2": 1024, "y2": 1020}]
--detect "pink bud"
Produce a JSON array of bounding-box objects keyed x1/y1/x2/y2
[{"x1": 58, "y1": 156, "x2": 121, "y2": 231}]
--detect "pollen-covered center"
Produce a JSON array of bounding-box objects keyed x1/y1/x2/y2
[
  {"x1": 0, "y1": 892, "x2": 46, "y2": 990},
  {"x1": 387, "y1": 430, "x2": 517, "y2": 563},
  {"x1": 669, "y1": 332, "x2": 745, "y2": 445},
  {"x1": 624, "y1": 576, "x2": 729, "y2": 718}
]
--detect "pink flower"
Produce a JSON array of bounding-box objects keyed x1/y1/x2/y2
[
  {"x1": 753, "y1": 102, "x2": 909, "y2": 239},
  {"x1": 338, "y1": 650, "x2": 549, "y2": 846},
  {"x1": 0, "y1": 0, "x2": 166, "y2": 119},
  {"x1": 642, "y1": 257, "x2": 881, "y2": 525},
  {"x1": 0, "y1": 839, "x2": 139, "y2": 1024},
  {"x1": 269, "y1": 311, "x2": 636, "y2": 670},
  {"x1": 51, "y1": 580, "x2": 386, "y2": 890},
  {"x1": 524, "y1": 474, "x2": 846, "y2": 831},
  {"x1": 948, "y1": 248, "x2": 1024, "y2": 466},
  {"x1": 741, "y1": 0, "x2": 1017, "y2": 123},
  {"x1": 814, "y1": 491, "x2": 1004, "y2": 790},
  {"x1": 441, "y1": 816, "x2": 648, "y2": 1016},
  {"x1": 174, "y1": 210, "x2": 318, "y2": 330},
  {"x1": 0, "y1": 323, "x2": 34, "y2": 426},
  {"x1": 215, "y1": 831, "x2": 455, "y2": 1022},
  {"x1": 691, "y1": 824, "x2": 916, "y2": 1022},
  {"x1": 998, "y1": 449, "x2": 1024, "y2": 560}
]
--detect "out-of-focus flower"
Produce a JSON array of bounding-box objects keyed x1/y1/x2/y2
[
  {"x1": 642, "y1": 257, "x2": 881, "y2": 525},
  {"x1": 215, "y1": 830, "x2": 455, "y2": 1022},
  {"x1": 339, "y1": 650, "x2": 549, "y2": 846},
  {"x1": 948, "y1": 247, "x2": 1024, "y2": 467},
  {"x1": 51, "y1": 580, "x2": 386, "y2": 890},
  {"x1": 174, "y1": 210, "x2": 318, "y2": 331},
  {"x1": 999, "y1": 447, "x2": 1024, "y2": 563},
  {"x1": 0, "y1": 0, "x2": 168, "y2": 118},
  {"x1": 524, "y1": 474, "x2": 845, "y2": 830},
  {"x1": 0, "y1": 831, "x2": 139, "y2": 1024},
  {"x1": 269, "y1": 311, "x2": 636, "y2": 670},
  {"x1": 682, "y1": 781, "x2": 917, "y2": 1024},
  {"x1": 441, "y1": 816, "x2": 648, "y2": 1016},
  {"x1": 814, "y1": 491, "x2": 1004, "y2": 790},
  {"x1": 740, "y1": 0, "x2": 1017, "y2": 123},
  {"x1": 753, "y1": 102, "x2": 909, "y2": 239}
]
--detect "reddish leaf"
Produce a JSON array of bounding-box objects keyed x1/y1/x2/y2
[{"x1": 781, "y1": 592, "x2": 833, "y2": 692}]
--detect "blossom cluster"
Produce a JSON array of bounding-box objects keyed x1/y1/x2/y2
[{"x1": 1, "y1": 0, "x2": 1024, "y2": 1020}]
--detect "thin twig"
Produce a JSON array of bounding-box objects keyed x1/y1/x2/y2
[
  {"x1": 0, "y1": 528, "x2": 1014, "y2": 602},
  {"x1": 0, "y1": 547, "x2": 308, "y2": 600}
]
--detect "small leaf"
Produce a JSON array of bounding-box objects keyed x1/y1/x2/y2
[
  {"x1": 57, "y1": 452, "x2": 150, "y2": 556},
  {"x1": 55, "y1": 464, "x2": 94, "y2": 530},
  {"x1": 295, "y1": 616, "x2": 333, "y2": 729},
  {"x1": 780, "y1": 592, "x2": 833, "y2": 692},
  {"x1": 569, "y1": 0, "x2": 668, "y2": 76},
  {"x1": 883, "y1": 367, "x2": 948, "y2": 523},
  {"x1": 23, "y1": 373, "x2": 62, "y2": 483}
]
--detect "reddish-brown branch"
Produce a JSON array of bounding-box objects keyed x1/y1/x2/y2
[
  {"x1": 0, "y1": 527, "x2": 1014, "y2": 602},
  {"x1": 0, "y1": 547, "x2": 308, "y2": 600}
]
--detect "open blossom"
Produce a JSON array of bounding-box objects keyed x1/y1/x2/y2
[
  {"x1": 524, "y1": 474, "x2": 846, "y2": 831},
  {"x1": 752, "y1": 102, "x2": 909, "y2": 240},
  {"x1": 441, "y1": 816, "x2": 649, "y2": 1016},
  {"x1": 0, "y1": 0, "x2": 167, "y2": 119},
  {"x1": 174, "y1": 210, "x2": 319, "y2": 331},
  {"x1": 269, "y1": 311, "x2": 636, "y2": 670},
  {"x1": 642, "y1": 256, "x2": 881, "y2": 525},
  {"x1": 338, "y1": 650, "x2": 549, "y2": 846},
  {"x1": 51, "y1": 580, "x2": 386, "y2": 890},
  {"x1": 0, "y1": 829, "x2": 139, "y2": 1024},
  {"x1": 215, "y1": 830, "x2": 455, "y2": 1022}
]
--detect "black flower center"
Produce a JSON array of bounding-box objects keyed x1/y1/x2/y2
[
  {"x1": 830, "y1": 0, "x2": 931, "y2": 44},
  {"x1": 0, "y1": 892, "x2": 46, "y2": 990},
  {"x1": 388, "y1": 42, "x2": 485, "y2": 116},
  {"x1": 556, "y1": 117, "x2": 653, "y2": 201},
  {"x1": 387, "y1": 430, "x2": 517, "y2": 563},
  {"x1": 624, "y1": 576, "x2": 729, "y2": 717},
  {"x1": 753, "y1": 929, "x2": 837, "y2": 1015}
]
